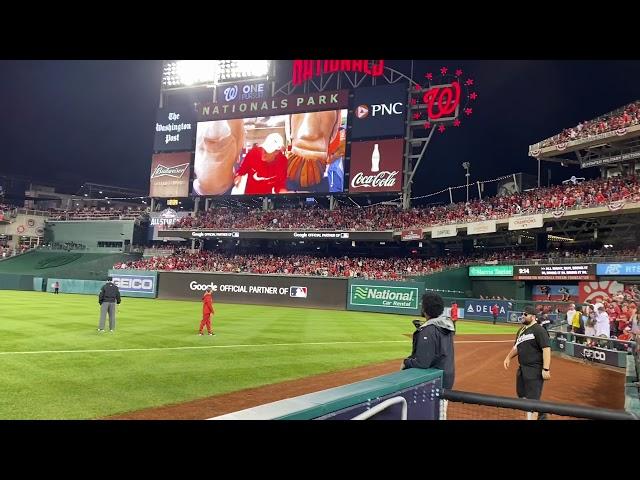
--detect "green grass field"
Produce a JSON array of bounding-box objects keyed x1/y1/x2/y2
[{"x1": 0, "y1": 290, "x2": 518, "y2": 419}]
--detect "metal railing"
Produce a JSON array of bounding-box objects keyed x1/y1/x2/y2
[
  {"x1": 351, "y1": 396, "x2": 408, "y2": 420},
  {"x1": 442, "y1": 390, "x2": 638, "y2": 420}
]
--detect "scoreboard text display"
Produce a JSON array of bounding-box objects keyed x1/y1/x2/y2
[{"x1": 514, "y1": 264, "x2": 596, "y2": 281}]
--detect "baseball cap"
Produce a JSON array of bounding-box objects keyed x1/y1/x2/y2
[
  {"x1": 523, "y1": 305, "x2": 536, "y2": 316},
  {"x1": 262, "y1": 133, "x2": 284, "y2": 154}
]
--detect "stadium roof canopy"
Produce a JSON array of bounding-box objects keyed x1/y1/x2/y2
[{"x1": 528, "y1": 100, "x2": 640, "y2": 169}]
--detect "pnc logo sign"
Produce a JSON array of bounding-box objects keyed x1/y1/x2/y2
[{"x1": 356, "y1": 102, "x2": 403, "y2": 119}]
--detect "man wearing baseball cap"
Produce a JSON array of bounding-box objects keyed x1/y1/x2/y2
[
  {"x1": 234, "y1": 133, "x2": 288, "y2": 195},
  {"x1": 503, "y1": 305, "x2": 551, "y2": 420}
]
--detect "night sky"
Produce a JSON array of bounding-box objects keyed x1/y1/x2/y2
[{"x1": 1, "y1": 60, "x2": 639, "y2": 200}]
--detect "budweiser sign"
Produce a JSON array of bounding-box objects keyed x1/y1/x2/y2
[
  {"x1": 149, "y1": 152, "x2": 191, "y2": 198},
  {"x1": 349, "y1": 139, "x2": 404, "y2": 193},
  {"x1": 401, "y1": 229, "x2": 423, "y2": 241},
  {"x1": 351, "y1": 171, "x2": 398, "y2": 189},
  {"x1": 151, "y1": 163, "x2": 190, "y2": 179}
]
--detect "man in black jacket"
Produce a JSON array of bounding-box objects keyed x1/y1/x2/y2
[
  {"x1": 98, "y1": 277, "x2": 121, "y2": 333},
  {"x1": 403, "y1": 291, "x2": 456, "y2": 418}
]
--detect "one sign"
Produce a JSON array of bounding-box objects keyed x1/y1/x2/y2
[
  {"x1": 217, "y1": 81, "x2": 268, "y2": 103},
  {"x1": 348, "y1": 139, "x2": 403, "y2": 193},
  {"x1": 508, "y1": 214, "x2": 544, "y2": 231},
  {"x1": 166, "y1": 199, "x2": 179, "y2": 206},
  {"x1": 351, "y1": 83, "x2": 408, "y2": 139},
  {"x1": 149, "y1": 152, "x2": 191, "y2": 198},
  {"x1": 154, "y1": 107, "x2": 195, "y2": 152},
  {"x1": 578, "y1": 280, "x2": 624, "y2": 304},
  {"x1": 431, "y1": 225, "x2": 457, "y2": 239},
  {"x1": 401, "y1": 229, "x2": 423, "y2": 241},
  {"x1": 464, "y1": 300, "x2": 512, "y2": 320},
  {"x1": 468, "y1": 265, "x2": 514, "y2": 277},
  {"x1": 108, "y1": 270, "x2": 158, "y2": 298},
  {"x1": 514, "y1": 264, "x2": 596, "y2": 281},
  {"x1": 597, "y1": 263, "x2": 640, "y2": 276},
  {"x1": 347, "y1": 279, "x2": 424, "y2": 316},
  {"x1": 196, "y1": 90, "x2": 349, "y2": 121},
  {"x1": 467, "y1": 220, "x2": 497, "y2": 235}
]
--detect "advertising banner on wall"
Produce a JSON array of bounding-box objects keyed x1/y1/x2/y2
[
  {"x1": 149, "y1": 152, "x2": 191, "y2": 198},
  {"x1": 347, "y1": 279, "x2": 424, "y2": 316},
  {"x1": 578, "y1": 280, "x2": 624, "y2": 303},
  {"x1": 351, "y1": 83, "x2": 408, "y2": 139},
  {"x1": 158, "y1": 229, "x2": 395, "y2": 241},
  {"x1": 467, "y1": 220, "x2": 497, "y2": 235},
  {"x1": 153, "y1": 107, "x2": 195, "y2": 152},
  {"x1": 157, "y1": 272, "x2": 348, "y2": 309},
  {"x1": 348, "y1": 138, "x2": 403, "y2": 193},
  {"x1": 430, "y1": 225, "x2": 458, "y2": 239},
  {"x1": 148, "y1": 209, "x2": 191, "y2": 241},
  {"x1": 464, "y1": 300, "x2": 513, "y2": 320},
  {"x1": 108, "y1": 270, "x2": 158, "y2": 298},
  {"x1": 597, "y1": 263, "x2": 640, "y2": 276},
  {"x1": 193, "y1": 109, "x2": 347, "y2": 196},
  {"x1": 514, "y1": 264, "x2": 596, "y2": 281},
  {"x1": 508, "y1": 214, "x2": 544, "y2": 231},
  {"x1": 572, "y1": 344, "x2": 621, "y2": 367},
  {"x1": 468, "y1": 265, "x2": 514, "y2": 277}
]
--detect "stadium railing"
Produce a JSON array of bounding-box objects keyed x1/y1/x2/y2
[{"x1": 441, "y1": 390, "x2": 638, "y2": 420}]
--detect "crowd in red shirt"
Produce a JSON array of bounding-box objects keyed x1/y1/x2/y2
[
  {"x1": 172, "y1": 175, "x2": 640, "y2": 231},
  {"x1": 537, "y1": 100, "x2": 640, "y2": 148}
]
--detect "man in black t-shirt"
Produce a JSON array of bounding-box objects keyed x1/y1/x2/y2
[{"x1": 503, "y1": 305, "x2": 552, "y2": 420}]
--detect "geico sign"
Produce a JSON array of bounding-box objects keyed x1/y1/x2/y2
[
  {"x1": 582, "y1": 349, "x2": 606, "y2": 361},
  {"x1": 113, "y1": 278, "x2": 154, "y2": 291},
  {"x1": 356, "y1": 102, "x2": 403, "y2": 119}
]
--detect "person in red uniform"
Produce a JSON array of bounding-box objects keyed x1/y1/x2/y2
[
  {"x1": 491, "y1": 303, "x2": 500, "y2": 325},
  {"x1": 450, "y1": 302, "x2": 459, "y2": 333},
  {"x1": 199, "y1": 287, "x2": 215, "y2": 336},
  {"x1": 234, "y1": 133, "x2": 288, "y2": 195}
]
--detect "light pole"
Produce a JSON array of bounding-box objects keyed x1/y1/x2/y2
[{"x1": 462, "y1": 162, "x2": 471, "y2": 203}]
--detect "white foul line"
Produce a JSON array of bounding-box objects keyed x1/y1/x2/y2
[{"x1": 0, "y1": 338, "x2": 512, "y2": 356}]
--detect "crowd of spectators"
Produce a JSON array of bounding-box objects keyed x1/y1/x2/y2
[
  {"x1": 536, "y1": 100, "x2": 640, "y2": 149},
  {"x1": 114, "y1": 250, "x2": 479, "y2": 280},
  {"x1": 172, "y1": 175, "x2": 640, "y2": 231}
]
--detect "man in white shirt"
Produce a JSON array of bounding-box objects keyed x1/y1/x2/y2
[
  {"x1": 566, "y1": 304, "x2": 576, "y2": 332},
  {"x1": 595, "y1": 306, "x2": 610, "y2": 338}
]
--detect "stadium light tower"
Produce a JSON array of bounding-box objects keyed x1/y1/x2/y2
[
  {"x1": 161, "y1": 60, "x2": 271, "y2": 90},
  {"x1": 462, "y1": 162, "x2": 471, "y2": 203}
]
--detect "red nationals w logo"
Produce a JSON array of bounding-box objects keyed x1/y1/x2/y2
[{"x1": 423, "y1": 82, "x2": 461, "y2": 120}]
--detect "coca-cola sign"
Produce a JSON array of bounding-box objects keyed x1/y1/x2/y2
[
  {"x1": 149, "y1": 152, "x2": 191, "y2": 198},
  {"x1": 348, "y1": 139, "x2": 403, "y2": 193},
  {"x1": 351, "y1": 171, "x2": 398, "y2": 189}
]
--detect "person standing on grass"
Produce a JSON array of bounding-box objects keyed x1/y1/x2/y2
[
  {"x1": 52, "y1": 281, "x2": 60, "y2": 294},
  {"x1": 450, "y1": 302, "x2": 459, "y2": 332},
  {"x1": 199, "y1": 286, "x2": 215, "y2": 336},
  {"x1": 98, "y1": 277, "x2": 120, "y2": 333},
  {"x1": 503, "y1": 305, "x2": 551, "y2": 420},
  {"x1": 491, "y1": 303, "x2": 500, "y2": 325}
]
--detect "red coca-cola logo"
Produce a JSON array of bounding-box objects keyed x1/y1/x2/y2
[
  {"x1": 350, "y1": 171, "x2": 399, "y2": 189},
  {"x1": 423, "y1": 81, "x2": 461, "y2": 120}
]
